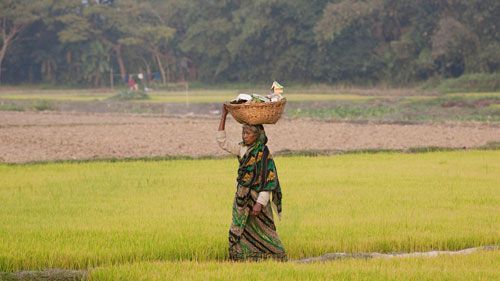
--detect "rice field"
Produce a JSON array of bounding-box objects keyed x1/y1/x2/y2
[
  {"x1": 1, "y1": 89, "x2": 498, "y2": 123},
  {"x1": 0, "y1": 87, "x2": 464, "y2": 98},
  {"x1": 0, "y1": 90, "x2": 375, "y2": 103},
  {"x1": 0, "y1": 150, "x2": 499, "y2": 279},
  {"x1": 89, "y1": 251, "x2": 499, "y2": 280},
  {"x1": 0, "y1": 88, "x2": 497, "y2": 103},
  {"x1": 144, "y1": 92, "x2": 373, "y2": 103},
  {"x1": 2, "y1": 89, "x2": 496, "y2": 103}
]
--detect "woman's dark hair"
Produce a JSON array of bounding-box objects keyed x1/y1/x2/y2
[{"x1": 242, "y1": 124, "x2": 263, "y2": 134}]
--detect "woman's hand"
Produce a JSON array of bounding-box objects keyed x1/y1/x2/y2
[
  {"x1": 221, "y1": 104, "x2": 228, "y2": 117},
  {"x1": 251, "y1": 203, "x2": 263, "y2": 216}
]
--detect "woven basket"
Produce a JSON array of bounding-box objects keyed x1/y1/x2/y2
[{"x1": 225, "y1": 98, "x2": 287, "y2": 125}]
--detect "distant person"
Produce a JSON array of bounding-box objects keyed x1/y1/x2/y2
[
  {"x1": 217, "y1": 105, "x2": 287, "y2": 261},
  {"x1": 128, "y1": 76, "x2": 137, "y2": 91}
]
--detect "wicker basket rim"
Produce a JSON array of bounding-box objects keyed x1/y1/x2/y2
[{"x1": 224, "y1": 98, "x2": 287, "y2": 108}]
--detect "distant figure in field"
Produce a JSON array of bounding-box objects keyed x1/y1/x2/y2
[
  {"x1": 217, "y1": 105, "x2": 287, "y2": 261},
  {"x1": 128, "y1": 76, "x2": 138, "y2": 91}
]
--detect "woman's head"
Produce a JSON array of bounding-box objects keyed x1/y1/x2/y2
[{"x1": 242, "y1": 124, "x2": 266, "y2": 146}]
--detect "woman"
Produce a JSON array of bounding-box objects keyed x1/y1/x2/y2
[{"x1": 217, "y1": 105, "x2": 287, "y2": 261}]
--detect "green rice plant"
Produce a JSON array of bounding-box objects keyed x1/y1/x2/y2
[
  {"x1": 89, "y1": 251, "x2": 499, "y2": 281},
  {"x1": 0, "y1": 89, "x2": 376, "y2": 104},
  {"x1": 32, "y1": 100, "x2": 54, "y2": 111},
  {"x1": 108, "y1": 90, "x2": 149, "y2": 101},
  {"x1": 143, "y1": 93, "x2": 374, "y2": 104},
  {"x1": 0, "y1": 103, "x2": 23, "y2": 111},
  {"x1": 0, "y1": 94, "x2": 107, "y2": 101},
  {"x1": 287, "y1": 103, "x2": 398, "y2": 121},
  {"x1": 403, "y1": 95, "x2": 500, "y2": 122},
  {"x1": 445, "y1": 92, "x2": 500, "y2": 99},
  {"x1": 0, "y1": 151, "x2": 498, "y2": 272},
  {"x1": 1, "y1": 88, "x2": 498, "y2": 123},
  {"x1": 423, "y1": 73, "x2": 500, "y2": 93}
]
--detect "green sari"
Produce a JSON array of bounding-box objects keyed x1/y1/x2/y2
[{"x1": 228, "y1": 128, "x2": 286, "y2": 261}]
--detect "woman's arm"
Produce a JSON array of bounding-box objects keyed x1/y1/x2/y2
[
  {"x1": 256, "y1": 191, "x2": 270, "y2": 206},
  {"x1": 218, "y1": 104, "x2": 228, "y2": 131},
  {"x1": 216, "y1": 104, "x2": 241, "y2": 155}
]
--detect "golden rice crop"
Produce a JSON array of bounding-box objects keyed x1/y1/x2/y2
[
  {"x1": 0, "y1": 150, "x2": 498, "y2": 272},
  {"x1": 89, "y1": 251, "x2": 499, "y2": 281}
]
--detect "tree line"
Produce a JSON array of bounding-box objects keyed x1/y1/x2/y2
[{"x1": 1, "y1": 0, "x2": 498, "y2": 87}]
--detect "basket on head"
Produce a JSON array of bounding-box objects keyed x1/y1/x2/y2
[{"x1": 225, "y1": 98, "x2": 287, "y2": 125}]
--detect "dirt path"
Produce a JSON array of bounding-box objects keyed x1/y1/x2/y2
[{"x1": 1, "y1": 111, "x2": 499, "y2": 163}]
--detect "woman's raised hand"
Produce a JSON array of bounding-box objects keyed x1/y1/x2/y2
[{"x1": 221, "y1": 104, "x2": 228, "y2": 117}]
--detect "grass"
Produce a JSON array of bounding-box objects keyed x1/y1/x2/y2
[
  {"x1": 287, "y1": 103, "x2": 398, "y2": 120},
  {"x1": 445, "y1": 92, "x2": 500, "y2": 98},
  {"x1": 0, "y1": 89, "x2": 113, "y2": 101},
  {"x1": 88, "y1": 251, "x2": 499, "y2": 281},
  {"x1": 0, "y1": 94, "x2": 106, "y2": 101},
  {"x1": 0, "y1": 150, "x2": 498, "y2": 274},
  {"x1": 107, "y1": 90, "x2": 150, "y2": 101},
  {"x1": 426, "y1": 73, "x2": 500, "y2": 93},
  {"x1": 0, "y1": 88, "x2": 498, "y2": 123},
  {"x1": 402, "y1": 95, "x2": 500, "y2": 122},
  {"x1": 145, "y1": 92, "x2": 374, "y2": 103},
  {"x1": 0, "y1": 90, "x2": 376, "y2": 103},
  {"x1": 0, "y1": 103, "x2": 23, "y2": 111},
  {"x1": 32, "y1": 100, "x2": 55, "y2": 111},
  {"x1": 287, "y1": 94, "x2": 500, "y2": 122}
]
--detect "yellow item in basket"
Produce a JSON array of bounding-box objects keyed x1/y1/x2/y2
[
  {"x1": 269, "y1": 81, "x2": 284, "y2": 101},
  {"x1": 271, "y1": 81, "x2": 284, "y2": 95}
]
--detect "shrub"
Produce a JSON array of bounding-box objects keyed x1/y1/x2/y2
[
  {"x1": 32, "y1": 100, "x2": 54, "y2": 111},
  {"x1": 0, "y1": 103, "x2": 24, "y2": 111},
  {"x1": 432, "y1": 73, "x2": 500, "y2": 93},
  {"x1": 108, "y1": 89, "x2": 150, "y2": 101}
]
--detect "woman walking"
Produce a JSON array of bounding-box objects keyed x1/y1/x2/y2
[{"x1": 217, "y1": 105, "x2": 287, "y2": 261}]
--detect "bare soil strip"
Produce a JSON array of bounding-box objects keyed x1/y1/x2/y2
[
  {"x1": 295, "y1": 245, "x2": 499, "y2": 263},
  {"x1": 1, "y1": 111, "x2": 499, "y2": 163},
  {"x1": 0, "y1": 269, "x2": 87, "y2": 281}
]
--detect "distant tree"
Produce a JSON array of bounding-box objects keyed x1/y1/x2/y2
[
  {"x1": 119, "y1": 1, "x2": 175, "y2": 85},
  {"x1": 80, "y1": 41, "x2": 111, "y2": 86},
  {"x1": 0, "y1": 0, "x2": 498, "y2": 85},
  {"x1": 33, "y1": 48, "x2": 59, "y2": 83},
  {"x1": 314, "y1": 0, "x2": 380, "y2": 44},
  {"x1": 180, "y1": 0, "x2": 329, "y2": 82},
  {"x1": 226, "y1": 0, "x2": 328, "y2": 81},
  {"x1": 0, "y1": 0, "x2": 46, "y2": 84},
  {"x1": 313, "y1": 0, "x2": 385, "y2": 83},
  {"x1": 179, "y1": 0, "x2": 235, "y2": 81},
  {"x1": 55, "y1": 0, "x2": 132, "y2": 83},
  {"x1": 431, "y1": 17, "x2": 479, "y2": 77}
]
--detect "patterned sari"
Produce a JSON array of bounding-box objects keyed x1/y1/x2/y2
[{"x1": 228, "y1": 127, "x2": 287, "y2": 261}]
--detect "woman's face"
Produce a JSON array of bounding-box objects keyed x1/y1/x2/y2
[{"x1": 242, "y1": 127, "x2": 258, "y2": 146}]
